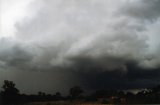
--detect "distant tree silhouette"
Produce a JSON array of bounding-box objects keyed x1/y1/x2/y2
[
  {"x1": 0, "y1": 79, "x2": 160, "y2": 104},
  {"x1": 69, "y1": 86, "x2": 83, "y2": 99},
  {"x1": 1, "y1": 80, "x2": 20, "y2": 104},
  {"x1": 55, "y1": 92, "x2": 61, "y2": 97},
  {"x1": 38, "y1": 91, "x2": 46, "y2": 96},
  {"x1": 38, "y1": 91, "x2": 43, "y2": 96},
  {"x1": 54, "y1": 92, "x2": 62, "y2": 100}
]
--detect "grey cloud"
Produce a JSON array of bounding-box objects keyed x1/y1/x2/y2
[
  {"x1": 1, "y1": 0, "x2": 160, "y2": 93},
  {"x1": 0, "y1": 38, "x2": 33, "y2": 70},
  {"x1": 119, "y1": 0, "x2": 160, "y2": 69},
  {"x1": 121, "y1": 0, "x2": 160, "y2": 21},
  {"x1": 15, "y1": 0, "x2": 152, "y2": 71}
]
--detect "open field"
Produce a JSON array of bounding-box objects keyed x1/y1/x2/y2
[
  {"x1": 24, "y1": 103, "x2": 160, "y2": 105},
  {"x1": 24, "y1": 101, "x2": 112, "y2": 105},
  {"x1": 23, "y1": 101, "x2": 160, "y2": 105}
]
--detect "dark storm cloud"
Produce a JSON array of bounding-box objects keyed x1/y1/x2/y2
[
  {"x1": 1, "y1": 0, "x2": 160, "y2": 93},
  {"x1": 0, "y1": 38, "x2": 33, "y2": 70},
  {"x1": 72, "y1": 62, "x2": 160, "y2": 91},
  {"x1": 0, "y1": 39, "x2": 81, "y2": 94},
  {"x1": 121, "y1": 0, "x2": 160, "y2": 21}
]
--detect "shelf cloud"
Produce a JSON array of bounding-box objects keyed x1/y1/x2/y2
[{"x1": 0, "y1": 0, "x2": 160, "y2": 93}]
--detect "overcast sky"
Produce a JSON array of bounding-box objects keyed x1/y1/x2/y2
[{"x1": 0, "y1": 0, "x2": 160, "y2": 94}]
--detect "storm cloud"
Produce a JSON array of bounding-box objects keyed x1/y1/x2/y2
[{"x1": 0, "y1": 0, "x2": 160, "y2": 93}]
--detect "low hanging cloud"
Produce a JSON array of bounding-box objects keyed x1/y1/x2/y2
[
  {"x1": 15, "y1": 0, "x2": 156, "y2": 71},
  {"x1": 0, "y1": 0, "x2": 160, "y2": 93},
  {"x1": 0, "y1": 38, "x2": 33, "y2": 70}
]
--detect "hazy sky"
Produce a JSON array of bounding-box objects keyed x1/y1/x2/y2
[{"x1": 0, "y1": 0, "x2": 160, "y2": 94}]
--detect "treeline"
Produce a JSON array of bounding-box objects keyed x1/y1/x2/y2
[
  {"x1": 0, "y1": 80, "x2": 160, "y2": 104},
  {"x1": 0, "y1": 80, "x2": 84, "y2": 105}
]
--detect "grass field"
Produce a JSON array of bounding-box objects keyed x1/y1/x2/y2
[
  {"x1": 23, "y1": 101, "x2": 160, "y2": 105},
  {"x1": 24, "y1": 103, "x2": 160, "y2": 105},
  {"x1": 23, "y1": 101, "x2": 111, "y2": 105}
]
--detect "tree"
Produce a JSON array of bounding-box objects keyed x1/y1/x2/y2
[
  {"x1": 69, "y1": 86, "x2": 83, "y2": 99},
  {"x1": 1, "y1": 80, "x2": 20, "y2": 104},
  {"x1": 38, "y1": 91, "x2": 46, "y2": 96},
  {"x1": 55, "y1": 92, "x2": 62, "y2": 100},
  {"x1": 55, "y1": 92, "x2": 61, "y2": 98}
]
